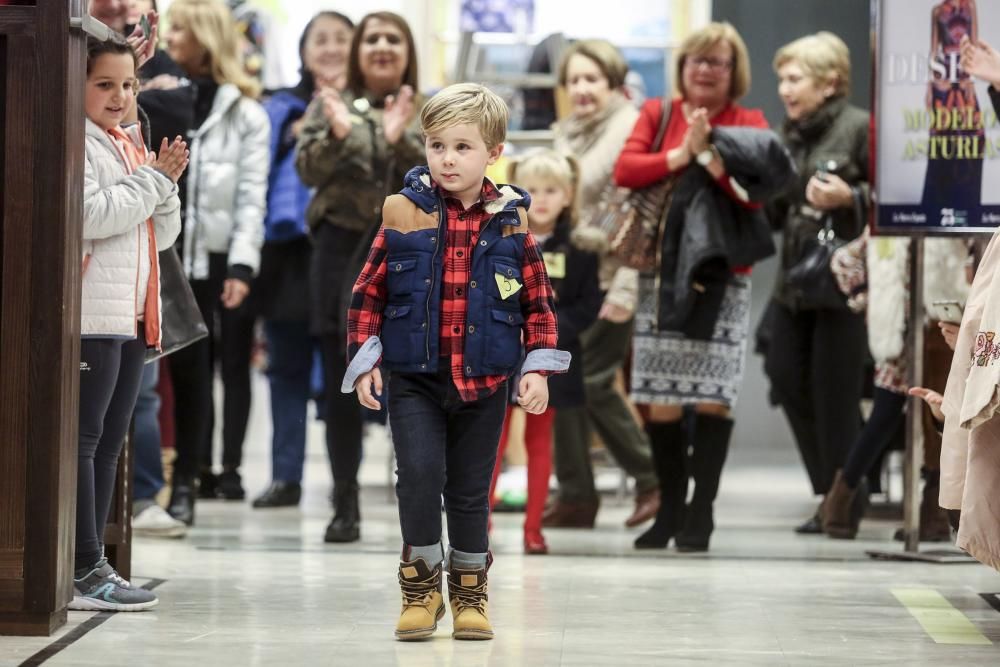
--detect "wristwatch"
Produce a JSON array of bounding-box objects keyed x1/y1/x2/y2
[{"x1": 696, "y1": 146, "x2": 717, "y2": 167}]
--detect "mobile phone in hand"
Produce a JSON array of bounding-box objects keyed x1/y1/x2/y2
[
  {"x1": 139, "y1": 14, "x2": 152, "y2": 39},
  {"x1": 814, "y1": 159, "x2": 837, "y2": 183},
  {"x1": 929, "y1": 300, "x2": 963, "y2": 324}
]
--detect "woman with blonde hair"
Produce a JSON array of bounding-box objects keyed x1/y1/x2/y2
[
  {"x1": 161, "y1": 0, "x2": 270, "y2": 525},
  {"x1": 762, "y1": 31, "x2": 870, "y2": 534},
  {"x1": 544, "y1": 38, "x2": 661, "y2": 531},
  {"x1": 615, "y1": 22, "x2": 790, "y2": 551}
]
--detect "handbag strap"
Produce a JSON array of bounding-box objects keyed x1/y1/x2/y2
[
  {"x1": 651, "y1": 97, "x2": 673, "y2": 153},
  {"x1": 819, "y1": 187, "x2": 866, "y2": 243}
]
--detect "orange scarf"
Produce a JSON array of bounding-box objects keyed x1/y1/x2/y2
[{"x1": 107, "y1": 125, "x2": 160, "y2": 349}]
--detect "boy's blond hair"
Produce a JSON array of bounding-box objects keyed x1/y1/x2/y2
[{"x1": 420, "y1": 83, "x2": 509, "y2": 149}]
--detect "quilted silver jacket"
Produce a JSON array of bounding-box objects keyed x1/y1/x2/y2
[
  {"x1": 82, "y1": 118, "x2": 181, "y2": 338},
  {"x1": 181, "y1": 83, "x2": 270, "y2": 280}
]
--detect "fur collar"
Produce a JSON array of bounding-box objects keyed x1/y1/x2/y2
[{"x1": 402, "y1": 165, "x2": 530, "y2": 221}]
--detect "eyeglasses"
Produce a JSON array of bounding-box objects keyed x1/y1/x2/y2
[{"x1": 686, "y1": 56, "x2": 734, "y2": 72}]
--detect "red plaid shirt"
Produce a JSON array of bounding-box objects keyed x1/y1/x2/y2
[{"x1": 348, "y1": 179, "x2": 558, "y2": 402}]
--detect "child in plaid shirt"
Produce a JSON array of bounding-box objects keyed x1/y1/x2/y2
[{"x1": 341, "y1": 83, "x2": 568, "y2": 641}]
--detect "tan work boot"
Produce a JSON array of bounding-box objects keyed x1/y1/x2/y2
[
  {"x1": 447, "y1": 560, "x2": 493, "y2": 640},
  {"x1": 395, "y1": 558, "x2": 445, "y2": 641}
]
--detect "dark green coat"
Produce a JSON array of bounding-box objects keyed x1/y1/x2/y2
[
  {"x1": 295, "y1": 89, "x2": 426, "y2": 233},
  {"x1": 768, "y1": 97, "x2": 870, "y2": 308}
]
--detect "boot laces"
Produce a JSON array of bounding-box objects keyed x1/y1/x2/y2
[
  {"x1": 399, "y1": 570, "x2": 439, "y2": 608},
  {"x1": 450, "y1": 576, "x2": 488, "y2": 614}
]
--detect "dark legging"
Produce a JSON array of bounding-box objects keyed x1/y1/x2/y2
[
  {"x1": 77, "y1": 337, "x2": 147, "y2": 571},
  {"x1": 841, "y1": 388, "x2": 906, "y2": 489},
  {"x1": 171, "y1": 253, "x2": 253, "y2": 479},
  {"x1": 321, "y1": 332, "x2": 363, "y2": 486},
  {"x1": 312, "y1": 225, "x2": 367, "y2": 489}
]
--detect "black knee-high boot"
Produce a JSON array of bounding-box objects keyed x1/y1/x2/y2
[
  {"x1": 634, "y1": 421, "x2": 687, "y2": 549},
  {"x1": 675, "y1": 414, "x2": 733, "y2": 552}
]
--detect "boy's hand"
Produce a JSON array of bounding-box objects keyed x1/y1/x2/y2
[
  {"x1": 356, "y1": 367, "x2": 384, "y2": 410},
  {"x1": 517, "y1": 373, "x2": 549, "y2": 414}
]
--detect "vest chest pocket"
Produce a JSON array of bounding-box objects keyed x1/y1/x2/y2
[
  {"x1": 484, "y1": 308, "x2": 524, "y2": 369},
  {"x1": 387, "y1": 257, "x2": 419, "y2": 296},
  {"x1": 491, "y1": 260, "x2": 523, "y2": 302}
]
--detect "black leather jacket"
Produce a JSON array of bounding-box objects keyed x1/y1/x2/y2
[{"x1": 657, "y1": 126, "x2": 796, "y2": 338}]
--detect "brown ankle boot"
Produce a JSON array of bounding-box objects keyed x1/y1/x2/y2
[
  {"x1": 898, "y1": 477, "x2": 952, "y2": 542},
  {"x1": 395, "y1": 558, "x2": 445, "y2": 641},
  {"x1": 447, "y1": 560, "x2": 493, "y2": 640},
  {"x1": 541, "y1": 499, "x2": 598, "y2": 528},
  {"x1": 624, "y1": 488, "x2": 661, "y2": 528},
  {"x1": 822, "y1": 470, "x2": 862, "y2": 539}
]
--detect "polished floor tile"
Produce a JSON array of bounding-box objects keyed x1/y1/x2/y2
[{"x1": 3, "y1": 375, "x2": 1000, "y2": 665}]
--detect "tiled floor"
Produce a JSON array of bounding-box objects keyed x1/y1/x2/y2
[{"x1": 4, "y1": 377, "x2": 1000, "y2": 666}]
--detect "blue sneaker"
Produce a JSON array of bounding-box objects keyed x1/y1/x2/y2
[{"x1": 68, "y1": 559, "x2": 158, "y2": 611}]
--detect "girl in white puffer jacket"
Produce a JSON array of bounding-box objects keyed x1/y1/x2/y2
[{"x1": 71, "y1": 36, "x2": 187, "y2": 613}]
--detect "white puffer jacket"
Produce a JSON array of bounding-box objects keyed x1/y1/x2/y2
[
  {"x1": 183, "y1": 83, "x2": 269, "y2": 280},
  {"x1": 83, "y1": 119, "x2": 181, "y2": 338}
]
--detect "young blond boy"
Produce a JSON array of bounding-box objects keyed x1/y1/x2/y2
[{"x1": 341, "y1": 83, "x2": 568, "y2": 640}]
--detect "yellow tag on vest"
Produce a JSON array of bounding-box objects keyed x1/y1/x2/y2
[
  {"x1": 495, "y1": 272, "x2": 522, "y2": 300},
  {"x1": 543, "y1": 252, "x2": 566, "y2": 279}
]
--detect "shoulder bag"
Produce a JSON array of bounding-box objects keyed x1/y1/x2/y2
[{"x1": 592, "y1": 99, "x2": 676, "y2": 273}]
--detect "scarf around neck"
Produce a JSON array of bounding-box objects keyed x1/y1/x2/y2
[{"x1": 554, "y1": 92, "x2": 631, "y2": 155}]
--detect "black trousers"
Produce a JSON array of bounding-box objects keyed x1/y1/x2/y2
[
  {"x1": 171, "y1": 253, "x2": 254, "y2": 479},
  {"x1": 77, "y1": 337, "x2": 147, "y2": 570},
  {"x1": 764, "y1": 301, "x2": 867, "y2": 495},
  {"x1": 311, "y1": 224, "x2": 368, "y2": 489}
]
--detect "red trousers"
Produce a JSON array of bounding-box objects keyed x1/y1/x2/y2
[{"x1": 489, "y1": 405, "x2": 556, "y2": 533}]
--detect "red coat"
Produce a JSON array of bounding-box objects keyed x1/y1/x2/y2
[{"x1": 614, "y1": 98, "x2": 769, "y2": 275}]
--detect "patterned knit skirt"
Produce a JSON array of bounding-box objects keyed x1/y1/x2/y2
[{"x1": 631, "y1": 273, "x2": 751, "y2": 408}]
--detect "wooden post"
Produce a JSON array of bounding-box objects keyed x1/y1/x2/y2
[{"x1": 0, "y1": 0, "x2": 88, "y2": 636}]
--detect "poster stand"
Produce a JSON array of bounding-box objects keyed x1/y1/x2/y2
[{"x1": 864, "y1": 0, "x2": 976, "y2": 564}]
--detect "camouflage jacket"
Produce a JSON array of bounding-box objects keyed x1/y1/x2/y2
[{"x1": 295, "y1": 89, "x2": 426, "y2": 233}]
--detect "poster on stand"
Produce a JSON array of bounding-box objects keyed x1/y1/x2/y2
[{"x1": 875, "y1": 0, "x2": 1000, "y2": 234}]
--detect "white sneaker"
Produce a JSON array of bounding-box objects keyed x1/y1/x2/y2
[{"x1": 133, "y1": 504, "x2": 187, "y2": 538}]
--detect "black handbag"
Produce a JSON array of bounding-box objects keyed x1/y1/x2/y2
[
  {"x1": 785, "y1": 189, "x2": 865, "y2": 310},
  {"x1": 145, "y1": 247, "x2": 209, "y2": 364},
  {"x1": 785, "y1": 217, "x2": 847, "y2": 310}
]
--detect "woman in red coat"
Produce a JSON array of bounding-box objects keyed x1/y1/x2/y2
[{"x1": 614, "y1": 22, "x2": 768, "y2": 552}]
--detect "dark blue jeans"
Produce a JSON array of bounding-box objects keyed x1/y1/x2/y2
[
  {"x1": 265, "y1": 320, "x2": 314, "y2": 483},
  {"x1": 132, "y1": 360, "x2": 164, "y2": 502},
  {"x1": 388, "y1": 367, "x2": 507, "y2": 553}
]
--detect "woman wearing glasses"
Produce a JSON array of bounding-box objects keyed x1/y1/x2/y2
[{"x1": 614, "y1": 22, "x2": 776, "y2": 552}]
